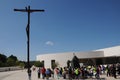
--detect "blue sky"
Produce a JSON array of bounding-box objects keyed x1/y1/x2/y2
[{"x1": 0, "y1": 0, "x2": 120, "y2": 61}]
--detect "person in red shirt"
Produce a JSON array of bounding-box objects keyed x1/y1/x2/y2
[{"x1": 41, "y1": 67, "x2": 46, "y2": 79}]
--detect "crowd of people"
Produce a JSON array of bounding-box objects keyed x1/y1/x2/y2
[{"x1": 31, "y1": 64, "x2": 120, "y2": 80}]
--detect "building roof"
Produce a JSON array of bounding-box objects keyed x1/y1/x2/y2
[{"x1": 36, "y1": 45, "x2": 120, "y2": 60}]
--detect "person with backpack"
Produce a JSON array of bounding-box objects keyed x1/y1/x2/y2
[
  {"x1": 54, "y1": 68, "x2": 60, "y2": 79},
  {"x1": 45, "y1": 68, "x2": 51, "y2": 80}
]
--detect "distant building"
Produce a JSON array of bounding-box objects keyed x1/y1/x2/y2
[{"x1": 36, "y1": 46, "x2": 120, "y2": 68}]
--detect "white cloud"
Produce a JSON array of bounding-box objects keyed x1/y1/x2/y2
[{"x1": 45, "y1": 41, "x2": 54, "y2": 46}]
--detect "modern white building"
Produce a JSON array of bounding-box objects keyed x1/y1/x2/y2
[{"x1": 36, "y1": 46, "x2": 120, "y2": 68}]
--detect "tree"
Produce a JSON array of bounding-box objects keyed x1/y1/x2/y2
[
  {"x1": 7, "y1": 55, "x2": 18, "y2": 66},
  {"x1": 0, "y1": 53, "x2": 26, "y2": 67},
  {"x1": 34, "y1": 61, "x2": 43, "y2": 67},
  {"x1": 0, "y1": 53, "x2": 7, "y2": 67},
  {"x1": 0, "y1": 53, "x2": 7, "y2": 63},
  {"x1": 19, "y1": 62, "x2": 25, "y2": 68},
  {"x1": 8, "y1": 55, "x2": 18, "y2": 61},
  {"x1": 0, "y1": 61, "x2": 4, "y2": 67},
  {"x1": 7, "y1": 58, "x2": 15, "y2": 66}
]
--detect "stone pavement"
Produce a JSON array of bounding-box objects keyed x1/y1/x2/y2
[{"x1": 0, "y1": 70, "x2": 120, "y2": 80}]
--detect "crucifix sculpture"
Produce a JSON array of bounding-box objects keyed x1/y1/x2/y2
[{"x1": 14, "y1": 6, "x2": 44, "y2": 80}]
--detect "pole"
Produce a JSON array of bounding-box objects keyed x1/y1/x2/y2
[
  {"x1": 14, "y1": 6, "x2": 44, "y2": 80},
  {"x1": 27, "y1": 6, "x2": 30, "y2": 75}
]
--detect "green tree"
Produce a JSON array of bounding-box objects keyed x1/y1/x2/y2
[
  {"x1": 16, "y1": 60, "x2": 20, "y2": 66},
  {"x1": 19, "y1": 62, "x2": 25, "y2": 68},
  {"x1": 8, "y1": 55, "x2": 18, "y2": 61},
  {"x1": 0, "y1": 53, "x2": 7, "y2": 63},
  {"x1": 34, "y1": 61, "x2": 43, "y2": 67},
  {"x1": 0, "y1": 53, "x2": 7, "y2": 67},
  {"x1": 7, "y1": 58, "x2": 15, "y2": 66},
  {"x1": 0, "y1": 61, "x2": 3, "y2": 67},
  {"x1": 7, "y1": 55, "x2": 18, "y2": 66}
]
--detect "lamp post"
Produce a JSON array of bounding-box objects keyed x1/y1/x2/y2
[{"x1": 14, "y1": 6, "x2": 44, "y2": 80}]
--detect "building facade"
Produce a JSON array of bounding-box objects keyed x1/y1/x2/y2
[{"x1": 36, "y1": 46, "x2": 120, "y2": 68}]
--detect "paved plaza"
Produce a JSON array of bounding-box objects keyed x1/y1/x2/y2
[{"x1": 0, "y1": 70, "x2": 120, "y2": 80}]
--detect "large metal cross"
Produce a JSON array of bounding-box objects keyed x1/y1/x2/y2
[{"x1": 14, "y1": 6, "x2": 44, "y2": 79}]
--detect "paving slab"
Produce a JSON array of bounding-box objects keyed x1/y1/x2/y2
[{"x1": 0, "y1": 70, "x2": 120, "y2": 80}]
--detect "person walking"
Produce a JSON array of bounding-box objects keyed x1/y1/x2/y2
[
  {"x1": 74, "y1": 68, "x2": 79, "y2": 79},
  {"x1": 37, "y1": 68, "x2": 41, "y2": 79},
  {"x1": 68, "y1": 67, "x2": 72, "y2": 80},
  {"x1": 95, "y1": 66, "x2": 100, "y2": 79},
  {"x1": 41, "y1": 67, "x2": 46, "y2": 79},
  {"x1": 112, "y1": 64, "x2": 117, "y2": 79},
  {"x1": 45, "y1": 68, "x2": 51, "y2": 80},
  {"x1": 27, "y1": 69, "x2": 32, "y2": 80},
  {"x1": 54, "y1": 68, "x2": 60, "y2": 79}
]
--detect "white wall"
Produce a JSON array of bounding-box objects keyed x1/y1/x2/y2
[
  {"x1": 36, "y1": 51, "x2": 104, "y2": 68},
  {"x1": 36, "y1": 46, "x2": 120, "y2": 68},
  {"x1": 96, "y1": 46, "x2": 120, "y2": 57}
]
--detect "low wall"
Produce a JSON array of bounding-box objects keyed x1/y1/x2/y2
[{"x1": 0, "y1": 67, "x2": 22, "y2": 72}]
